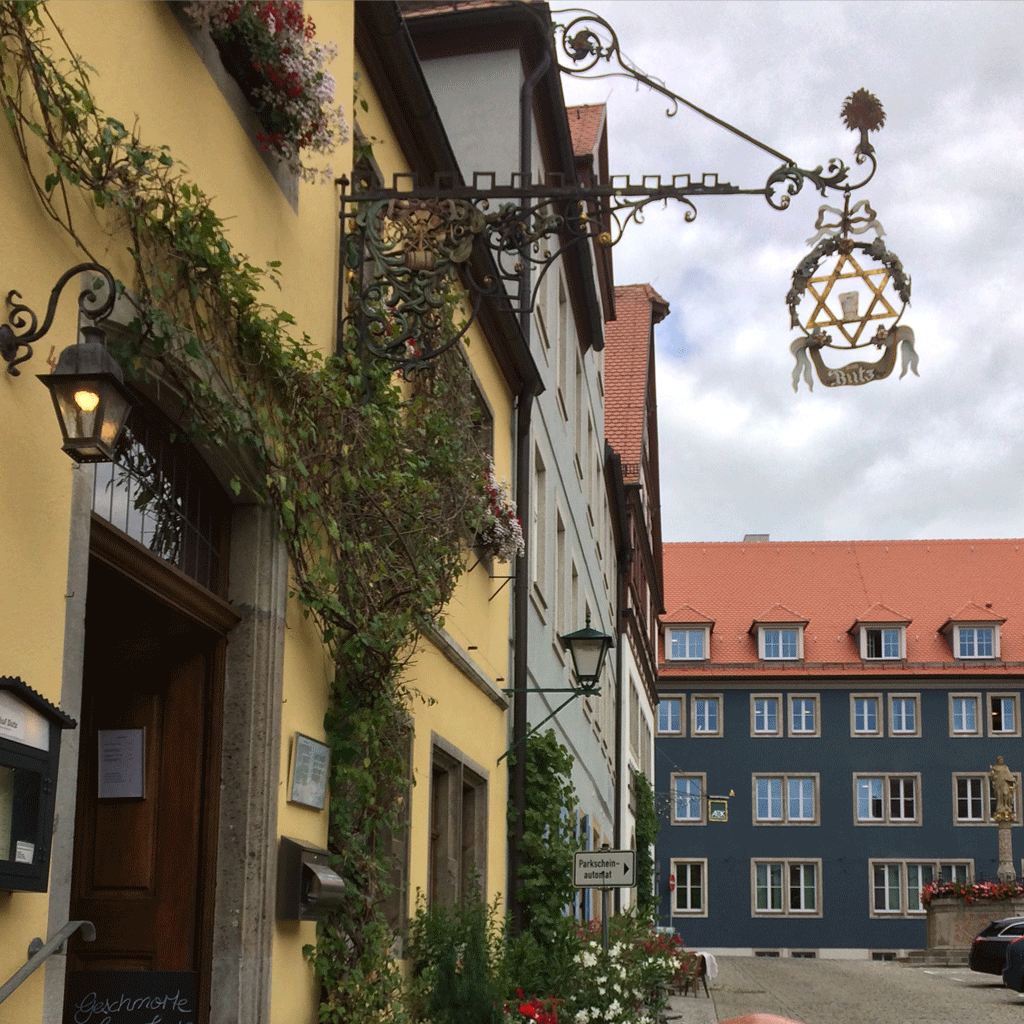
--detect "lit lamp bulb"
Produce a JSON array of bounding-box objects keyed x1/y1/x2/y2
[{"x1": 74, "y1": 389, "x2": 100, "y2": 412}]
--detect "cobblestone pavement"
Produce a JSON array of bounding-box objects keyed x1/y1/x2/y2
[{"x1": 664, "y1": 956, "x2": 1024, "y2": 1024}]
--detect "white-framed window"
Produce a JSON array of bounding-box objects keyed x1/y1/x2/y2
[
  {"x1": 870, "y1": 860, "x2": 973, "y2": 917},
  {"x1": 956, "y1": 776, "x2": 984, "y2": 822},
  {"x1": 752, "y1": 859, "x2": 821, "y2": 916},
  {"x1": 751, "y1": 694, "x2": 783, "y2": 737},
  {"x1": 657, "y1": 697, "x2": 683, "y2": 736},
  {"x1": 671, "y1": 858, "x2": 707, "y2": 916},
  {"x1": 851, "y1": 693, "x2": 883, "y2": 737},
  {"x1": 889, "y1": 694, "x2": 921, "y2": 737},
  {"x1": 788, "y1": 694, "x2": 820, "y2": 737},
  {"x1": 671, "y1": 773, "x2": 706, "y2": 824},
  {"x1": 860, "y1": 626, "x2": 904, "y2": 660},
  {"x1": 759, "y1": 626, "x2": 802, "y2": 660},
  {"x1": 906, "y1": 863, "x2": 935, "y2": 913},
  {"x1": 690, "y1": 694, "x2": 723, "y2": 737},
  {"x1": 666, "y1": 626, "x2": 707, "y2": 660},
  {"x1": 753, "y1": 774, "x2": 819, "y2": 825},
  {"x1": 988, "y1": 693, "x2": 1021, "y2": 737},
  {"x1": 953, "y1": 772, "x2": 1023, "y2": 825},
  {"x1": 854, "y1": 773, "x2": 921, "y2": 825},
  {"x1": 956, "y1": 625, "x2": 997, "y2": 659},
  {"x1": 949, "y1": 693, "x2": 981, "y2": 737}
]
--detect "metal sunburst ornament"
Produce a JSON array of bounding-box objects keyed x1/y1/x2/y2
[{"x1": 788, "y1": 90, "x2": 918, "y2": 391}]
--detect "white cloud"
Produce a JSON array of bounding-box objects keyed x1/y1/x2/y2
[{"x1": 560, "y1": 0, "x2": 1024, "y2": 542}]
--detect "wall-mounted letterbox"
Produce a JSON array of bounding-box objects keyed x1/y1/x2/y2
[
  {"x1": 277, "y1": 836, "x2": 346, "y2": 921},
  {"x1": 0, "y1": 676, "x2": 76, "y2": 892}
]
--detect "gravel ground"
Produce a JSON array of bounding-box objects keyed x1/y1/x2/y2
[{"x1": 664, "y1": 955, "x2": 1024, "y2": 1024}]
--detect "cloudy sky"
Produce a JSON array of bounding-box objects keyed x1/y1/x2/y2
[{"x1": 558, "y1": 1, "x2": 1024, "y2": 544}]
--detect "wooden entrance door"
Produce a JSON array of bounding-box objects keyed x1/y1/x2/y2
[{"x1": 67, "y1": 553, "x2": 221, "y2": 974}]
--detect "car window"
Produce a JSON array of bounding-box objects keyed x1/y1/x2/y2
[{"x1": 1001, "y1": 923, "x2": 1024, "y2": 936}]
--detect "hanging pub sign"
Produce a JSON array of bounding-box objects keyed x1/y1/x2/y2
[
  {"x1": 0, "y1": 675, "x2": 76, "y2": 892},
  {"x1": 787, "y1": 90, "x2": 918, "y2": 390}
]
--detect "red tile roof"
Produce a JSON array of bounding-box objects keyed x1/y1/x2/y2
[
  {"x1": 567, "y1": 103, "x2": 605, "y2": 158},
  {"x1": 661, "y1": 538, "x2": 1024, "y2": 677},
  {"x1": 851, "y1": 602, "x2": 912, "y2": 626},
  {"x1": 604, "y1": 284, "x2": 668, "y2": 476},
  {"x1": 664, "y1": 603, "x2": 716, "y2": 626}
]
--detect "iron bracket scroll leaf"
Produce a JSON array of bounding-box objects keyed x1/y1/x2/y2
[{"x1": 1, "y1": 263, "x2": 117, "y2": 376}]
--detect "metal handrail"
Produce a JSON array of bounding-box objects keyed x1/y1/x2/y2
[{"x1": 0, "y1": 920, "x2": 95, "y2": 1005}]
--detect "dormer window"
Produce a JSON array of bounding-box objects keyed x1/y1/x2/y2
[
  {"x1": 942, "y1": 604, "x2": 1004, "y2": 661},
  {"x1": 666, "y1": 627, "x2": 708, "y2": 661},
  {"x1": 851, "y1": 606, "x2": 911, "y2": 662},
  {"x1": 763, "y1": 628, "x2": 799, "y2": 660},
  {"x1": 861, "y1": 627, "x2": 904, "y2": 660},
  {"x1": 751, "y1": 605, "x2": 807, "y2": 662},
  {"x1": 957, "y1": 626, "x2": 995, "y2": 659}
]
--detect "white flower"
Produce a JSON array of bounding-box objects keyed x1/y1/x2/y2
[
  {"x1": 575, "y1": 1012, "x2": 590, "y2": 1024},
  {"x1": 580, "y1": 951, "x2": 598, "y2": 968},
  {"x1": 608, "y1": 1000, "x2": 622, "y2": 1018}
]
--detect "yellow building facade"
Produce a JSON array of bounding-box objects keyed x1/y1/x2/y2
[{"x1": 0, "y1": 3, "x2": 529, "y2": 1022}]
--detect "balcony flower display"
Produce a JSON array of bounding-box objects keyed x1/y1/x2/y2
[
  {"x1": 923, "y1": 879, "x2": 1024, "y2": 906},
  {"x1": 476, "y1": 458, "x2": 524, "y2": 563},
  {"x1": 183, "y1": 1, "x2": 348, "y2": 181}
]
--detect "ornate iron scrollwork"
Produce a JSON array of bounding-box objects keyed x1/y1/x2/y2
[
  {"x1": 338, "y1": 5, "x2": 902, "y2": 376},
  {"x1": 0, "y1": 263, "x2": 117, "y2": 375}
]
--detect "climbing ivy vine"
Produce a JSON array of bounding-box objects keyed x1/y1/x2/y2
[
  {"x1": 0, "y1": 5, "x2": 489, "y2": 1021},
  {"x1": 633, "y1": 771, "x2": 659, "y2": 921}
]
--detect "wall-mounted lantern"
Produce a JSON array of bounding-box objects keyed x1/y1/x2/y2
[
  {"x1": 500, "y1": 613, "x2": 614, "y2": 764},
  {"x1": 1, "y1": 263, "x2": 133, "y2": 462},
  {"x1": 0, "y1": 676, "x2": 76, "y2": 893},
  {"x1": 560, "y1": 611, "x2": 614, "y2": 693}
]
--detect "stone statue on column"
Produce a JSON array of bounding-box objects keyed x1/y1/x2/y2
[{"x1": 990, "y1": 757, "x2": 1017, "y2": 883}]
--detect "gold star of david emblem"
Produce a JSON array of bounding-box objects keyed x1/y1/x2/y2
[{"x1": 803, "y1": 252, "x2": 899, "y2": 346}]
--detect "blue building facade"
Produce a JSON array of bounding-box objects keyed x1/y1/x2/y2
[{"x1": 655, "y1": 539, "x2": 1024, "y2": 958}]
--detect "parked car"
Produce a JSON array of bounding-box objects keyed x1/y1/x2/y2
[
  {"x1": 969, "y1": 917, "x2": 1024, "y2": 975},
  {"x1": 1003, "y1": 936, "x2": 1024, "y2": 991}
]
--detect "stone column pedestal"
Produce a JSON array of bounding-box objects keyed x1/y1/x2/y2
[{"x1": 998, "y1": 820, "x2": 1016, "y2": 883}]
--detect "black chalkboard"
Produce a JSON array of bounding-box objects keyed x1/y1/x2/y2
[{"x1": 64, "y1": 971, "x2": 198, "y2": 1024}]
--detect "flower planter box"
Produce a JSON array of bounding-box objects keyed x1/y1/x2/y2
[
  {"x1": 212, "y1": 33, "x2": 273, "y2": 131},
  {"x1": 926, "y1": 898, "x2": 1024, "y2": 951}
]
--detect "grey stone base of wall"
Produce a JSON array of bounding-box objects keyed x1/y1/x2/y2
[{"x1": 900, "y1": 948, "x2": 969, "y2": 967}]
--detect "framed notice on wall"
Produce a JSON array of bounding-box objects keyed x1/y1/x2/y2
[{"x1": 288, "y1": 732, "x2": 329, "y2": 810}]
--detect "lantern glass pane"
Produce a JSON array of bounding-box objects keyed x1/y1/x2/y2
[{"x1": 571, "y1": 637, "x2": 604, "y2": 680}]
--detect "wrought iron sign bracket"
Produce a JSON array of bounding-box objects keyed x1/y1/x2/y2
[
  {"x1": 496, "y1": 683, "x2": 601, "y2": 764},
  {"x1": 337, "y1": 5, "x2": 910, "y2": 384},
  {"x1": 1, "y1": 263, "x2": 116, "y2": 376}
]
